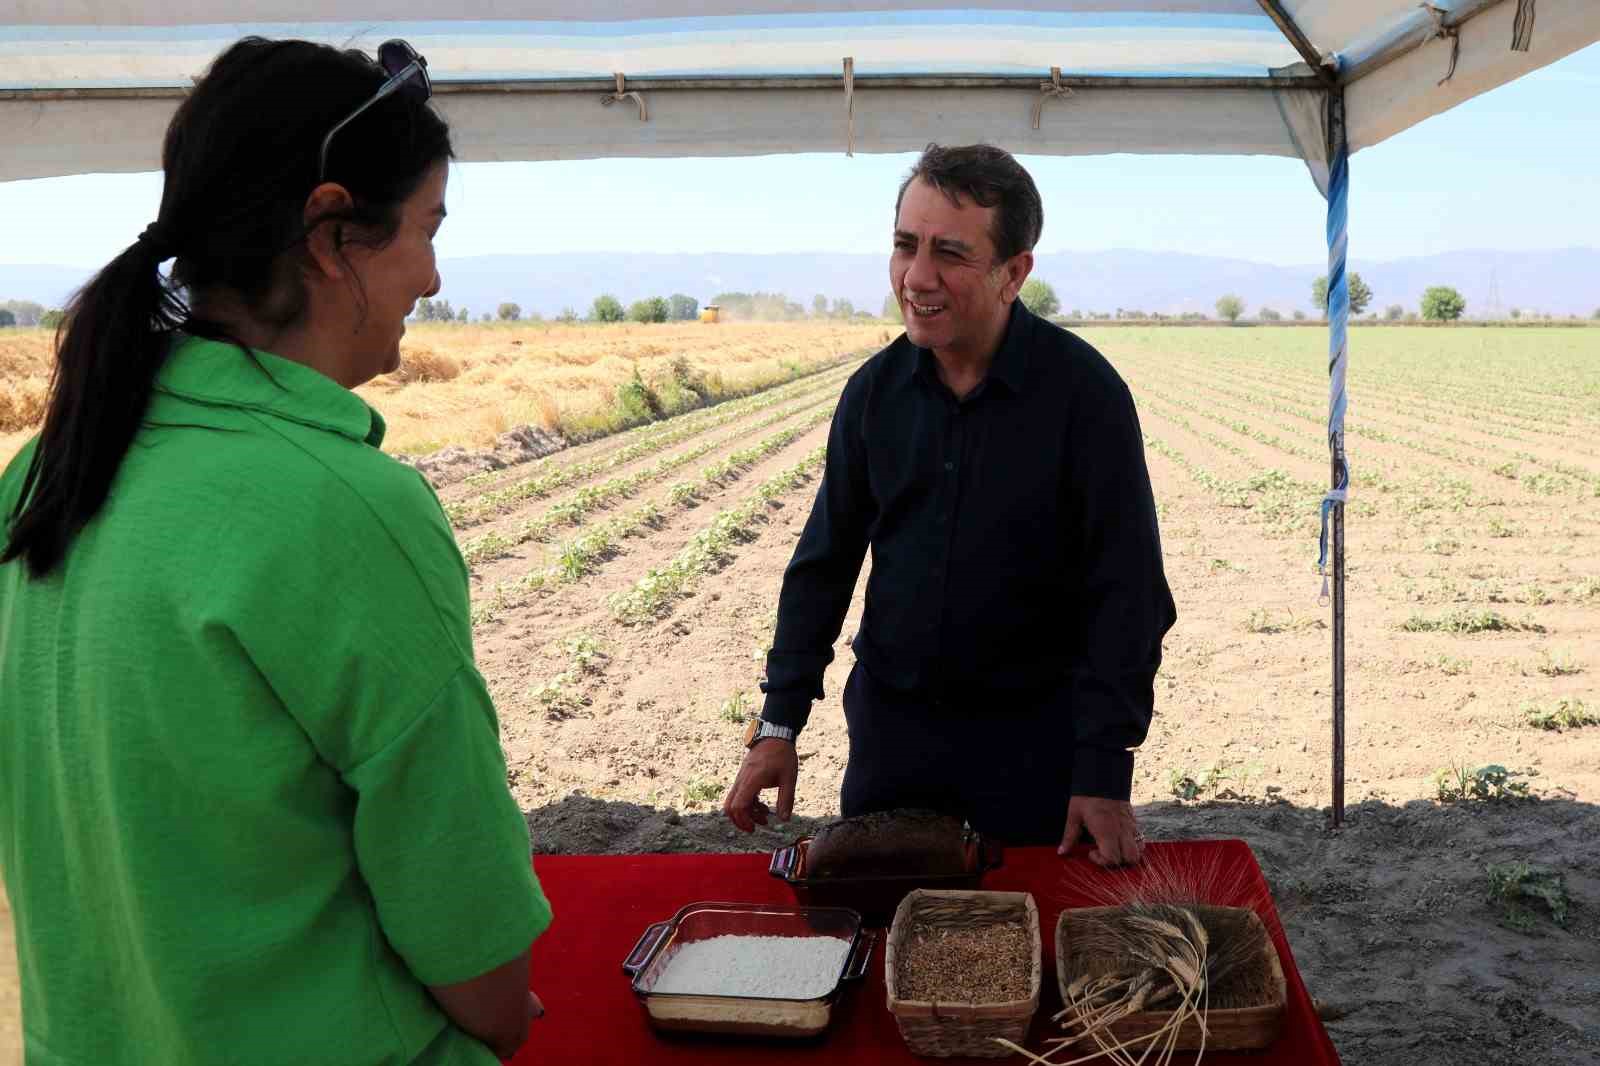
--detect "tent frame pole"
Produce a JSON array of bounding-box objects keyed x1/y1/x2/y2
[
  {"x1": 1, "y1": 72, "x2": 1327, "y2": 102},
  {"x1": 1332, "y1": 419, "x2": 1347, "y2": 826},
  {"x1": 1254, "y1": 0, "x2": 1334, "y2": 82},
  {"x1": 1338, "y1": 0, "x2": 1508, "y2": 83},
  {"x1": 1326, "y1": 90, "x2": 1350, "y2": 828}
]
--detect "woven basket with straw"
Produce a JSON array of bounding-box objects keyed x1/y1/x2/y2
[
  {"x1": 1054, "y1": 904, "x2": 1286, "y2": 1054},
  {"x1": 885, "y1": 889, "x2": 1041, "y2": 1058}
]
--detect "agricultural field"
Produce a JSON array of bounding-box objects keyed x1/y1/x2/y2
[
  {"x1": 3, "y1": 323, "x2": 1600, "y2": 1063},
  {"x1": 0, "y1": 319, "x2": 892, "y2": 464}
]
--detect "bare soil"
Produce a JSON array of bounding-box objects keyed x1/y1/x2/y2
[
  {"x1": 4, "y1": 329, "x2": 1598, "y2": 1065},
  {"x1": 490, "y1": 330, "x2": 1600, "y2": 1065}
]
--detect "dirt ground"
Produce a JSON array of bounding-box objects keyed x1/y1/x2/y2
[
  {"x1": 479, "y1": 327, "x2": 1600, "y2": 1064},
  {"x1": 3, "y1": 328, "x2": 1598, "y2": 1064}
]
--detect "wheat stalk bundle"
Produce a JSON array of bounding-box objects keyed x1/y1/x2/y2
[
  {"x1": 992, "y1": 847, "x2": 1278, "y2": 1065},
  {"x1": 994, "y1": 901, "x2": 1211, "y2": 1066}
]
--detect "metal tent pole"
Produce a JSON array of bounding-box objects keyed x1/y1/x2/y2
[
  {"x1": 1254, "y1": 0, "x2": 1335, "y2": 82},
  {"x1": 1322, "y1": 90, "x2": 1351, "y2": 828},
  {"x1": 1332, "y1": 430, "x2": 1346, "y2": 827},
  {"x1": 0, "y1": 72, "x2": 1325, "y2": 102}
]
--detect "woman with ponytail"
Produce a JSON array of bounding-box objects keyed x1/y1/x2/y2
[{"x1": 0, "y1": 38, "x2": 550, "y2": 1064}]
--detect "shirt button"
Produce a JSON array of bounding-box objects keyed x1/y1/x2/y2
[{"x1": 944, "y1": 461, "x2": 955, "y2": 471}]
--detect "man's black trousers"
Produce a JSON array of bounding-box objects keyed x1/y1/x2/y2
[{"x1": 838, "y1": 662, "x2": 1076, "y2": 847}]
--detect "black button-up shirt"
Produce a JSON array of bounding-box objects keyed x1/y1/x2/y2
[{"x1": 760, "y1": 301, "x2": 1176, "y2": 800}]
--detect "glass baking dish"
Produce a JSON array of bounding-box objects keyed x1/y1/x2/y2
[{"x1": 621, "y1": 901, "x2": 875, "y2": 1038}]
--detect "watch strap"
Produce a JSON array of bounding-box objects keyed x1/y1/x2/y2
[{"x1": 745, "y1": 718, "x2": 796, "y2": 747}]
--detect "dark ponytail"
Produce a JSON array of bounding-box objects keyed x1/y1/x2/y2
[
  {"x1": 3, "y1": 37, "x2": 451, "y2": 578},
  {"x1": 1, "y1": 237, "x2": 186, "y2": 577}
]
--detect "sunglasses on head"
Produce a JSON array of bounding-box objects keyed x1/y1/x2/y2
[{"x1": 318, "y1": 39, "x2": 432, "y2": 184}]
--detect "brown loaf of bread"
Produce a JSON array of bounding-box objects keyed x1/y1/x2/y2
[{"x1": 803, "y1": 809, "x2": 970, "y2": 879}]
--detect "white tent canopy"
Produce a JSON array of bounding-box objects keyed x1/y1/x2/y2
[{"x1": 3, "y1": 0, "x2": 1596, "y2": 183}]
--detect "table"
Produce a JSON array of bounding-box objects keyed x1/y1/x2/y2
[{"x1": 509, "y1": 840, "x2": 1340, "y2": 1065}]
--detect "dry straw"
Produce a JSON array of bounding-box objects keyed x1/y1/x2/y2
[
  {"x1": 360, "y1": 320, "x2": 885, "y2": 455},
  {"x1": 992, "y1": 847, "x2": 1285, "y2": 1065},
  {"x1": 0, "y1": 333, "x2": 53, "y2": 435},
  {"x1": 0, "y1": 321, "x2": 887, "y2": 462}
]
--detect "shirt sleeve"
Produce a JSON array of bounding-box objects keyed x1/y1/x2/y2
[
  {"x1": 1061, "y1": 379, "x2": 1177, "y2": 800},
  {"x1": 343, "y1": 664, "x2": 552, "y2": 986},
  {"x1": 760, "y1": 373, "x2": 875, "y2": 731},
  {"x1": 223, "y1": 456, "x2": 552, "y2": 985}
]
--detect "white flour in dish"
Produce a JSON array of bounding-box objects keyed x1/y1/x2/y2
[{"x1": 651, "y1": 934, "x2": 852, "y2": 999}]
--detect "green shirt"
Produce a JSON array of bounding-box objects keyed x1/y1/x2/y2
[{"x1": 0, "y1": 336, "x2": 552, "y2": 1065}]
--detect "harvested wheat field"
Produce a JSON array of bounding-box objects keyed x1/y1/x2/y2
[
  {"x1": 362, "y1": 319, "x2": 894, "y2": 456},
  {"x1": 0, "y1": 320, "x2": 892, "y2": 467},
  {"x1": 0, "y1": 332, "x2": 51, "y2": 467},
  {"x1": 3, "y1": 324, "x2": 1599, "y2": 1064}
]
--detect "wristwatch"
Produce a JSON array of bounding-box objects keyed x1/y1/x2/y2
[{"x1": 742, "y1": 718, "x2": 797, "y2": 748}]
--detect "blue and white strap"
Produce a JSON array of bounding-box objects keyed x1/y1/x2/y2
[{"x1": 1318, "y1": 117, "x2": 1351, "y2": 604}]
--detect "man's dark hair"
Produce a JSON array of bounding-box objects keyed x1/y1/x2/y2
[
  {"x1": 895, "y1": 144, "x2": 1043, "y2": 262},
  {"x1": 3, "y1": 37, "x2": 453, "y2": 578}
]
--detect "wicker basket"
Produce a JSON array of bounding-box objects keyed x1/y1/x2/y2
[
  {"x1": 885, "y1": 889, "x2": 1041, "y2": 1058},
  {"x1": 1055, "y1": 904, "x2": 1286, "y2": 1052}
]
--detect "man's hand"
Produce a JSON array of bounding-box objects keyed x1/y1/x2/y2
[
  {"x1": 1058, "y1": 796, "x2": 1143, "y2": 867},
  {"x1": 722, "y1": 740, "x2": 799, "y2": 832}
]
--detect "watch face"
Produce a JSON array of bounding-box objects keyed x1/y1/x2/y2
[{"x1": 742, "y1": 718, "x2": 759, "y2": 747}]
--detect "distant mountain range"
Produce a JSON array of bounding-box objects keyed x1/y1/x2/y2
[{"x1": 4, "y1": 247, "x2": 1597, "y2": 319}]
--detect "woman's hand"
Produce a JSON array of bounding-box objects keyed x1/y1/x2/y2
[{"x1": 427, "y1": 947, "x2": 541, "y2": 1059}]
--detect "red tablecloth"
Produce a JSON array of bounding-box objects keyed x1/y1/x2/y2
[{"x1": 509, "y1": 840, "x2": 1340, "y2": 1065}]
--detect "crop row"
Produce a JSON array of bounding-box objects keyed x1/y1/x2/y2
[
  {"x1": 1138, "y1": 366, "x2": 1597, "y2": 500},
  {"x1": 1152, "y1": 338, "x2": 1596, "y2": 430},
  {"x1": 1126, "y1": 373, "x2": 1443, "y2": 501},
  {"x1": 1235, "y1": 363, "x2": 1600, "y2": 460},
  {"x1": 469, "y1": 409, "x2": 834, "y2": 627},
  {"x1": 608, "y1": 446, "x2": 828, "y2": 624},
  {"x1": 1147, "y1": 353, "x2": 1564, "y2": 446},
  {"x1": 447, "y1": 358, "x2": 856, "y2": 525},
  {"x1": 1139, "y1": 430, "x2": 1321, "y2": 537},
  {"x1": 1137, "y1": 400, "x2": 1325, "y2": 525},
  {"x1": 1312, "y1": 364, "x2": 1594, "y2": 428},
  {"x1": 1138, "y1": 383, "x2": 1554, "y2": 527},
  {"x1": 459, "y1": 396, "x2": 836, "y2": 565},
  {"x1": 1201, "y1": 360, "x2": 1597, "y2": 454}
]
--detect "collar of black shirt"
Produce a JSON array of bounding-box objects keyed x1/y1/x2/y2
[{"x1": 908, "y1": 298, "x2": 1035, "y2": 399}]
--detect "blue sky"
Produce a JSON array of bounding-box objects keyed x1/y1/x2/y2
[{"x1": 2, "y1": 42, "x2": 1596, "y2": 268}]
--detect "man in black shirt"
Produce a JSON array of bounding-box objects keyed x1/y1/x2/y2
[{"x1": 722, "y1": 144, "x2": 1175, "y2": 866}]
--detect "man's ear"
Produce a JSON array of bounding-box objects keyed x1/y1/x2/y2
[
  {"x1": 302, "y1": 182, "x2": 355, "y2": 281},
  {"x1": 1000, "y1": 250, "x2": 1034, "y2": 304}
]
